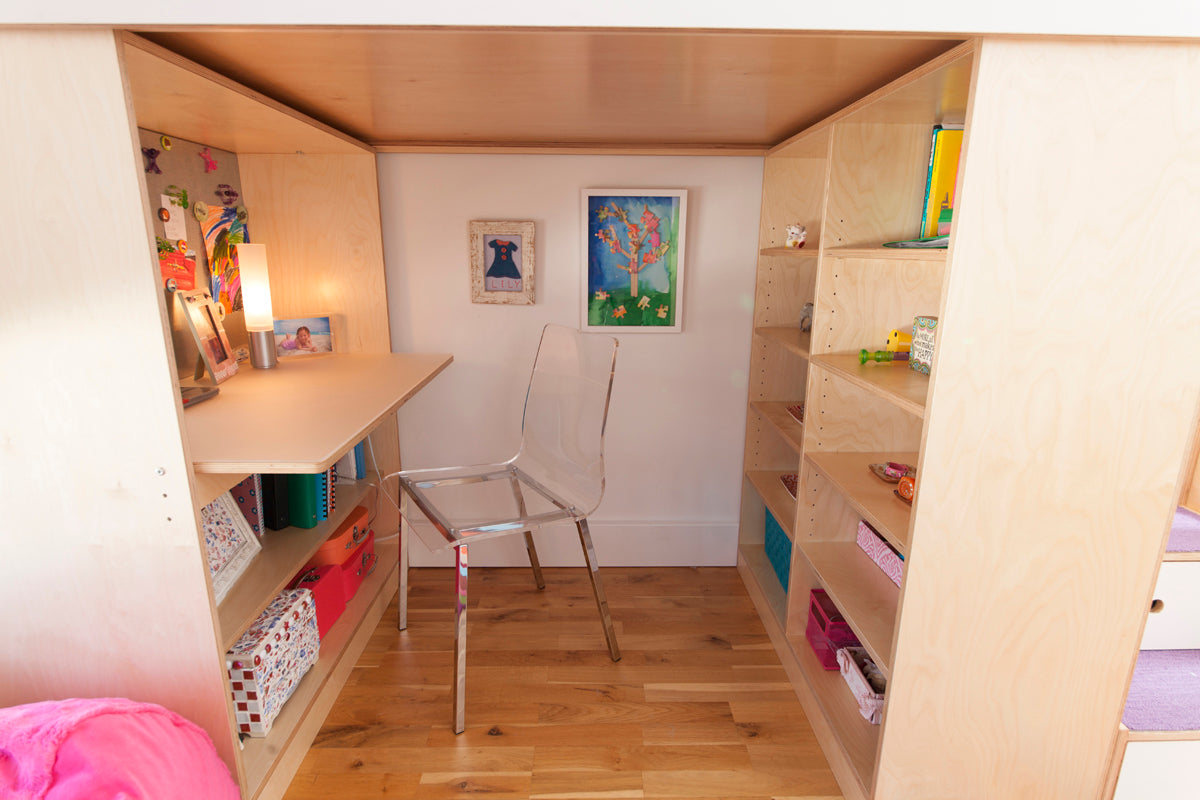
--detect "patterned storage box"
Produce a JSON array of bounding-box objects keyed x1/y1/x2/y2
[
  {"x1": 837, "y1": 646, "x2": 886, "y2": 724},
  {"x1": 226, "y1": 588, "x2": 320, "y2": 737},
  {"x1": 805, "y1": 589, "x2": 860, "y2": 670},
  {"x1": 856, "y1": 520, "x2": 904, "y2": 587},
  {"x1": 764, "y1": 511, "x2": 791, "y2": 593}
]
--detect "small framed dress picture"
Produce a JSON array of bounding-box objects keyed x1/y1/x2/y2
[
  {"x1": 582, "y1": 189, "x2": 687, "y2": 332},
  {"x1": 469, "y1": 220, "x2": 535, "y2": 305}
]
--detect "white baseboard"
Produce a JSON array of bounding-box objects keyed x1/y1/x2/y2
[{"x1": 406, "y1": 520, "x2": 738, "y2": 568}]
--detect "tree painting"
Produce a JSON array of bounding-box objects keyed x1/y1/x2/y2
[{"x1": 584, "y1": 191, "x2": 687, "y2": 332}]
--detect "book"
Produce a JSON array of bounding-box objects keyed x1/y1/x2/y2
[
  {"x1": 334, "y1": 440, "x2": 367, "y2": 481},
  {"x1": 261, "y1": 474, "x2": 290, "y2": 530},
  {"x1": 229, "y1": 473, "x2": 264, "y2": 539},
  {"x1": 286, "y1": 467, "x2": 336, "y2": 529},
  {"x1": 919, "y1": 127, "x2": 963, "y2": 238}
]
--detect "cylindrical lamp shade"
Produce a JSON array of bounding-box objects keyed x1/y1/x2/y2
[
  {"x1": 236, "y1": 243, "x2": 274, "y2": 332},
  {"x1": 235, "y1": 243, "x2": 277, "y2": 369}
]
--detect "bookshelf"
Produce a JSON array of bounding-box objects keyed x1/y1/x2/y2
[{"x1": 736, "y1": 39, "x2": 1200, "y2": 800}]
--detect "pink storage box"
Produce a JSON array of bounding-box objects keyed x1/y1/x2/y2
[
  {"x1": 857, "y1": 520, "x2": 904, "y2": 587},
  {"x1": 805, "y1": 589, "x2": 860, "y2": 670},
  {"x1": 226, "y1": 588, "x2": 320, "y2": 737}
]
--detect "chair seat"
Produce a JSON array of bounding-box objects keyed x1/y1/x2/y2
[{"x1": 399, "y1": 462, "x2": 582, "y2": 549}]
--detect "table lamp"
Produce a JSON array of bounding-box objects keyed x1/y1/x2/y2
[{"x1": 236, "y1": 243, "x2": 277, "y2": 369}]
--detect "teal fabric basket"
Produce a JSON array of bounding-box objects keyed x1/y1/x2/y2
[{"x1": 764, "y1": 511, "x2": 791, "y2": 593}]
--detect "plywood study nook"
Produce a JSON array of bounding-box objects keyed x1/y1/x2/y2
[{"x1": 3, "y1": 23, "x2": 1200, "y2": 800}]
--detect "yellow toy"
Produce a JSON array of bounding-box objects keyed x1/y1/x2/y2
[{"x1": 886, "y1": 329, "x2": 912, "y2": 353}]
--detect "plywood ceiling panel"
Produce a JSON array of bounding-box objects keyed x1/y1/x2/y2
[{"x1": 136, "y1": 27, "x2": 962, "y2": 151}]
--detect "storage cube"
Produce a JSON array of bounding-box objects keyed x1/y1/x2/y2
[
  {"x1": 226, "y1": 588, "x2": 320, "y2": 737},
  {"x1": 856, "y1": 520, "x2": 904, "y2": 587},
  {"x1": 763, "y1": 511, "x2": 791, "y2": 593},
  {"x1": 805, "y1": 589, "x2": 860, "y2": 670},
  {"x1": 837, "y1": 646, "x2": 887, "y2": 724}
]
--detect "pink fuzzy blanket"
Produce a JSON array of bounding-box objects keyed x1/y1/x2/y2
[{"x1": 0, "y1": 698, "x2": 238, "y2": 800}]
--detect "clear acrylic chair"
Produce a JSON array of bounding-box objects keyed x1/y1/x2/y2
[{"x1": 397, "y1": 324, "x2": 621, "y2": 734}]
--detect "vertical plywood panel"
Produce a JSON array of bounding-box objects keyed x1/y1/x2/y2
[
  {"x1": 825, "y1": 123, "x2": 930, "y2": 247},
  {"x1": 877, "y1": 39, "x2": 1200, "y2": 799},
  {"x1": 0, "y1": 29, "x2": 237, "y2": 773},
  {"x1": 238, "y1": 154, "x2": 400, "y2": 476}
]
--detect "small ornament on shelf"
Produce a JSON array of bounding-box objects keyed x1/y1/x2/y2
[
  {"x1": 909, "y1": 316, "x2": 938, "y2": 374},
  {"x1": 785, "y1": 223, "x2": 807, "y2": 248},
  {"x1": 787, "y1": 402, "x2": 805, "y2": 424},
  {"x1": 799, "y1": 302, "x2": 814, "y2": 333}
]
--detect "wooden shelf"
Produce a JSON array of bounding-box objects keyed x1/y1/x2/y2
[
  {"x1": 747, "y1": 470, "x2": 798, "y2": 537},
  {"x1": 811, "y1": 354, "x2": 929, "y2": 418},
  {"x1": 217, "y1": 477, "x2": 377, "y2": 650},
  {"x1": 755, "y1": 327, "x2": 812, "y2": 359},
  {"x1": 240, "y1": 536, "x2": 399, "y2": 797},
  {"x1": 751, "y1": 400, "x2": 806, "y2": 454},
  {"x1": 805, "y1": 451, "x2": 916, "y2": 555},
  {"x1": 797, "y1": 541, "x2": 899, "y2": 673},
  {"x1": 739, "y1": 543, "x2": 787, "y2": 628},
  {"x1": 824, "y1": 244, "x2": 948, "y2": 261},
  {"x1": 760, "y1": 244, "x2": 820, "y2": 257},
  {"x1": 786, "y1": 632, "x2": 879, "y2": 795},
  {"x1": 185, "y1": 353, "x2": 452, "y2": 474}
]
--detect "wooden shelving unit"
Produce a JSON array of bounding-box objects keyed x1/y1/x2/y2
[{"x1": 737, "y1": 37, "x2": 1200, "y2": 800}]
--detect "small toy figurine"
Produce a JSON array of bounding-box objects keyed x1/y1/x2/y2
[
  {"x1": 886, "y1": 329, "x2": 913, "y2": 353},
  {"x1": 860, "y1": 349, "x2": 910, "y2": 365},
  {"x1": 785, "y1": 224, "x2": 807, "y2": 248},
  {"x1": 799, "y1": 302, "x2": 814, "y2": 333},
  {"x1": 141, "y1": 147, "x2": 162, "y2": 174}
]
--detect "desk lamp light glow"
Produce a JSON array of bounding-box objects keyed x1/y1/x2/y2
[{"x1": 236, "y1": 243, "x2": 277, "y2": 369}]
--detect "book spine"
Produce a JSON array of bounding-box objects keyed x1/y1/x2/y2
[
  {"x1": 287, "y1": 473, "x2": 320, "y2": 529},
  {"x1": 262, "y1": 474, "x2": 290, "y2": 530},
  {"x1": 919, "y1": 125, "x2": 942, "y2": 238},
  {"x1": 354, "y1": 441, "x2": 366, "y2": 479}
]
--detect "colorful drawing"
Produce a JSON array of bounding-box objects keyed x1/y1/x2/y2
[
  {"x1": 197, "y1": 204, "x2": 250, "y2": 314},
  {"x1": 583, "y1": 190, "x2": 687, "y2": 332}
]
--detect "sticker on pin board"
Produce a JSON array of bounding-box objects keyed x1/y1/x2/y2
[{"x1": 197, "y1": 203, "x2": 250, "y2": 314}]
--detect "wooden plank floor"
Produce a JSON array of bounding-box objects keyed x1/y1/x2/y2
[{"x1": 283, "y1": 566, "x2": 843, "y2": 800}]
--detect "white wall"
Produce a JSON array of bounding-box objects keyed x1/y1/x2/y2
[{"x1": 379, "y1": 154, "x2": 763, "y2": 567}]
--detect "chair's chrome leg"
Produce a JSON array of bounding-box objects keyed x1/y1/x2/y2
[
  {"x1": 398, "y1": 495, "x2": 409, "y2": 631},
  {"x1": 508, "y1": 472, "x2": 545, "y2": 590},
  {"x1": 523, "y1": 531, "x2": 546, "y2": 590},
  {"x1": 452, "y1": 544, "x2": 468, "y2": 734},
  {"x1": 576, "y1": 519, "x2": 620, "y2": 662}
]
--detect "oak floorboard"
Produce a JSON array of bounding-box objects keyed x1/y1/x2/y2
[{"x1": 282, "y1": 567, "x2": 842, "y2": 800}]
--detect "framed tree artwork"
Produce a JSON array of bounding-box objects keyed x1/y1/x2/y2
[
  {"x1": 469, "y1": 220, "x2": 535, "y2": 305},
  {"x1": 582, "y1": 189, "x2": 687, "y2": 332}
]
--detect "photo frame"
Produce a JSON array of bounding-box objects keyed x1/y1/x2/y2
[
  {"x1": 582, "y1": 189, "x2": 687, "y2": 332},
  {"x1": 178, "y1": 288, "x2": 239, "y2": 383},
  {"x1": 273, "y1": 315, "x2": 334, "y2": 358},
  {"x1": 469, "y1": 220, "x2": 535, "y2": 305},
  {"x1": 200, "y1": 492, "x2": 262, "y2": 603}
]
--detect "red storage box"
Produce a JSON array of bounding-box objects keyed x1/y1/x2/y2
[
  {"x1": 288, "y1": 563, "x2": 346, "y2": 640},
  {"x1": 340, "y1": 529, "x2": 377, "y2": 603},
  {"x1": 805, "y1": 589, "x2": 860, "y2": 670},
  {"x1": 307, "y1": 506, "x2": 370, "y2": 568}
]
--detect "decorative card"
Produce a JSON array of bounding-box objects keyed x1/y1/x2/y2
[
  {"x1": 909, "y1": 315, "x2": 938, "y2": 375},
  {"x1": 200, "y1": 491, "x2": 262, "y2": 602}
]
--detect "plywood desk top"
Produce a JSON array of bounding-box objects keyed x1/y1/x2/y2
[{"x1": 184, "y1": 352, "x2": 452, "y2": 474}]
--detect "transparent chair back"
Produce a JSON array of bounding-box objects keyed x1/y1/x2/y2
[{"x1": 398, "y1": 324, "x2": 618, "y2": 551}]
